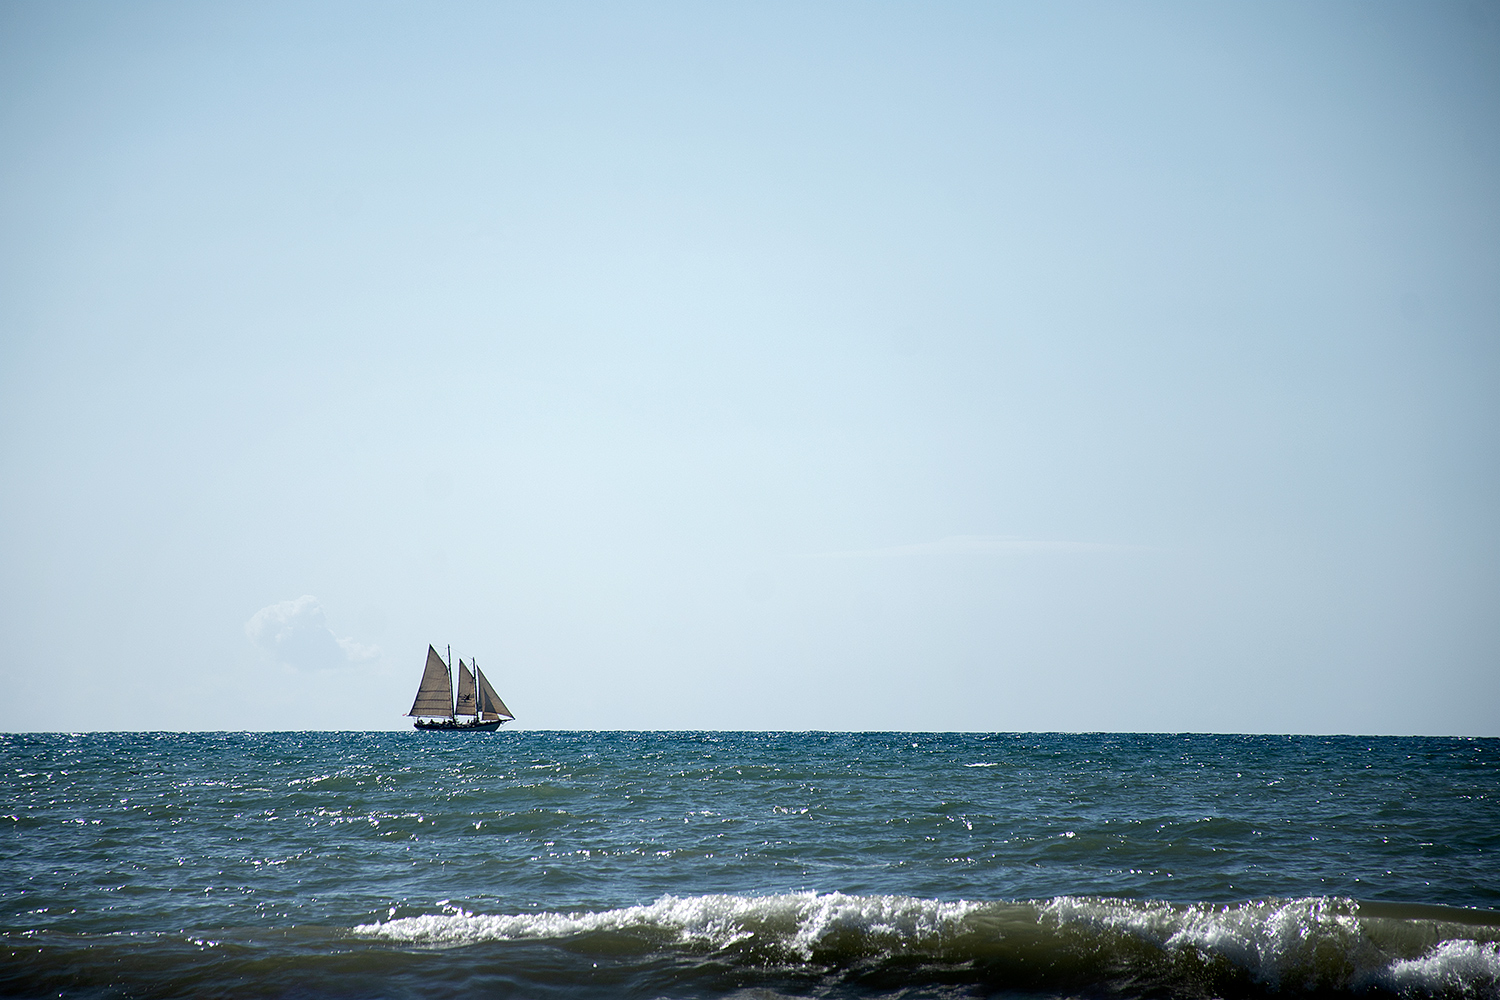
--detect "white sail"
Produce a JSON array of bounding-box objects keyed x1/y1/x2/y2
[
  {"x1": 455, "y1": 660, "x2": 477, "y2": 717},
  {"x1": 475, "y1": 664, "x2": 514, "y2": 721},
  {"x1": 407, "y1": 646, "x2": 454, "y2": 718}
]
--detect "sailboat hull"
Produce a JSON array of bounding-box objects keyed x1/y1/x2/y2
[{"x1": 413, "y1": 719, "x2": 505, "y2": 732}]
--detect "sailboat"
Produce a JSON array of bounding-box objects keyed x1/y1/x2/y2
[{"x1": 408, "y1": 644, "x2": 514, "y2": 731}]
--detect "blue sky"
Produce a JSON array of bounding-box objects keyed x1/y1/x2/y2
[{"x1": 1, "y1": 1, "x2": 1496, "y2": 732}]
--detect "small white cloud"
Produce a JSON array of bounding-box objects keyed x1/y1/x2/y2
[
  {"x1": 801, "y1": 535, "x2": 1149, "y2": 558},
  {"x1": 245, "y1": 596, "x2": 380, "y2": 671}
]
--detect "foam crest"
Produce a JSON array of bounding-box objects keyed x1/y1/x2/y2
[
  {"x1": 1048, "y1": 895, "x2": 1370, "y2": 983},
  {"x1": 353, "y1": 892, "x2": 980, "y2": 958},
  {"x1": 1385, "y1": 939, "x2": 1500, "y2": 995},
  {"x1": 1045, "y1": 895, "x2": 1500, "y2": 995}
]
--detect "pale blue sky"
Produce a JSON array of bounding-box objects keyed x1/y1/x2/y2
[{"x1": 2, "y1": 1, "x2": 1496, "y2": 733}]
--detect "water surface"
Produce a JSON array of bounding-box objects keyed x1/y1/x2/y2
[{"x1": 2, "y1": 731, "x2": 1496, "y2": 997}]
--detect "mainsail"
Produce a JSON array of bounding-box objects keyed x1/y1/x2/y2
[
  {"x1": 455, "y1": 660, "x2": 477, "y2": 717},
  {"x1": 407, "y1": 645, "x2": 454, "y2": 718},
  {"x1": 475, "y1": 664, "x2": 514, "y2": 721}
]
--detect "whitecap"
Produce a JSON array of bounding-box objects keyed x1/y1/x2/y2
[{"x1": 1383, "y1": 938, "x2": 1500, "y2": 995}]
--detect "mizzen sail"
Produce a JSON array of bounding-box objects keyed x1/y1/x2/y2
[
  {"x1": 455, "y1": 660, "x2": 477, "y2": 717},
  {"x1": 475, "y1": 665, "x2": 514, "y2": 721},
  {"x1": 407, "y1": 645, "x2": 454, "y2": 718}
]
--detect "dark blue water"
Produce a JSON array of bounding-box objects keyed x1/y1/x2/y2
[{"x1": 2, "y1": 732, "x2": 1497, "y2": 998}]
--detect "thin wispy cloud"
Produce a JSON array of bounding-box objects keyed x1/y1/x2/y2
[
  {"x1": 245, "y1": 596, "x2": 380, "y2": 672},
  {"x1": 799, "y1": 535, "x2": 1150, "y2": 559}
]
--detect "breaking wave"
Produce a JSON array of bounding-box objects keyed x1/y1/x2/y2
[{"x1": 353, "y1": 892, "x2": 1500, "y2": 997}]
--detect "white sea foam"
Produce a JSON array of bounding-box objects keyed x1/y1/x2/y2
[
  {"x1": 1044, "y1": 895, "x2": 1500, "y2": 995},
  {"x1": 1046, "y1": 896, "x2": 1371, "y2": 987},
  {"x1": 1384, "y1": 938, "x2": 1500, "y2": 995},
  {"x1": 353, "y1": 892, "x2": 980, "y2": 959},
  {"x1": 354, "y1": 892, "x2": 1500, "y2": 995}
]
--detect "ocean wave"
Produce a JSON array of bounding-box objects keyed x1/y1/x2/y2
[
  {"x1": 1387, "y1": 939, "x2": 1500, "y2": 995},
  {"x1": 353, "y1": 892, "x2": 1500, "y2": 997},
  {"x1": 354, "y1": 892, "x2": 984, "y2": 957},
  {"x1": 1045, "y1": 894, "x2": 1500, "y2": 994}
]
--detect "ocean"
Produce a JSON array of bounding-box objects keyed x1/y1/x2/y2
[{"x1": 2, "y1": 731, "x2": 1496, "y2": 998}]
